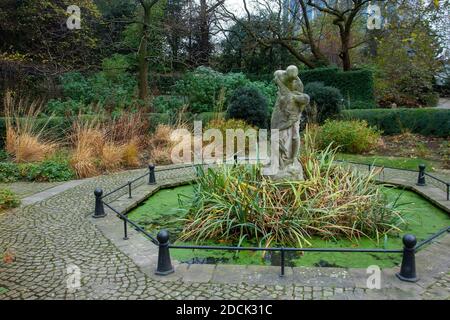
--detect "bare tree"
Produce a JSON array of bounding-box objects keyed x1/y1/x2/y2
[
  {"x1": 306, "y1": 0, "x2": 371, "y2": 71},
  {"x1": 182, "y1": 0, "x2": 225, "y2": 66},
  {"x1": 217, "y1": 0, "x2": 330, "y2": 69}
]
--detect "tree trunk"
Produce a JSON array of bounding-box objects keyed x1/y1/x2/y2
[
  {"x1": 198, "y1": 0, "x2": 210, "y2": 65},
  {"x1": 336, "y1": 22, "x2": 352, "y2": 71},
  {"x1": 340, "y1": 32, "x2": 351, "y2": 71},
  {"x1": 138, "y1": 5, "x2": 151, "y2": 103}
]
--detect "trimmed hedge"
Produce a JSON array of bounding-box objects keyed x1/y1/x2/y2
[
  {"x1": 249, "y1": 67, "x2": 376, "y2": 108},
  {"x1": 300, "y1": 67, "x2": 375, "y2": 108},
  {"x1": 341, "y1": 108, "x2": 450, "y2": 137}
]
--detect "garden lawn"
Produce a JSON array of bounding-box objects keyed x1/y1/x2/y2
[
  {"x1": 336, "y1": 153, "x2": 436, "y2": 172},
  {"x1": 128, "y1": 184, "x2": 450, "y2": 269}
]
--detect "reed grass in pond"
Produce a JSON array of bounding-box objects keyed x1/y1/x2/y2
[{"x1": 128, "y1": 185, "x2": 449, "y2": 268}]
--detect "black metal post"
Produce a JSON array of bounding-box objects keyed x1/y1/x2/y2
[
  {"x1": 234, "y1": 154, "x2": 238, "y2": 167},
  {"x1": 417, "y1": 164, "x2": 426, "y2": 186},
  {"x1": 280, "y1": 248, "x2": 285, "y2": 277},
  {"x1": 128, "y1": 181, "x2": 132, "y2": 199},
  {"x1": 447, "y1": 184, "x2": 449, "y2": 201},
  {"x1": 123, "y1": 218, "x2": 128, "y2": 240},
  {"x1": 155, "y1": 230, "x2": 174, "y2": 275},
  {"x1": 148, "y1": 164, "x2": 156, "y2": 185},
  {"x1": 396, "y1": 234, "x2": 419, "y2": 282},
  {"x1": 93, "y1": 188, "x2": 106, "y2": 218},
  {"x1": 368, "y1": 164, "x2": 372, "y2": 173}
]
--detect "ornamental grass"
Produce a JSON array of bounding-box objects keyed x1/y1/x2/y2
[{"x1": 180, "y1": 128, "x2": 405, "y2": 247}]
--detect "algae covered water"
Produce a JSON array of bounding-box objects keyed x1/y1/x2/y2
[{"x1": 127, "y1": 184, "x2": 449, "y2": 268}]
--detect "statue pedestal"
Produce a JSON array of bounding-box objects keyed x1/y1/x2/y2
[{"x1": 262, "y1": 158, "x2": 304, "y2": 181}]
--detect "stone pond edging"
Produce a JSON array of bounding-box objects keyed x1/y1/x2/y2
[{"x1": 90, "y1": 164, "x2": 450, "y2": 299}]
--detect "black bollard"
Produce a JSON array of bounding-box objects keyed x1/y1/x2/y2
[
  {"x1": 93, "y1": 188, "x2": 106, "y2": 218},
  {"x1": 417, "y1": 164, "x2": 426, "y2": 186},
  {"x1": 396, "y1": 234, "x2": 419, "y2": 282},
  {"x1": 148, "y1": 164, "x2": 156, "y2": 185},
  {"x1": 155, "y1": 230, "x2": 174, "y2": 276}
]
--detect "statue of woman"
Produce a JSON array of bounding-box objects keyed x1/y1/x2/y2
[{"x1": 266, "y1": 65, "x2": 310, "y2": 180}]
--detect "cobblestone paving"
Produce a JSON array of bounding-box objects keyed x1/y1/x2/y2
[{"x1": 0, "y1": 165, "x2": 449, "y2": 300}]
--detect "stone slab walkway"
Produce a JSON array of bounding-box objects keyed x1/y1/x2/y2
[
  {"x1": 20, "y1": 179, "x2": 89, "y2": 206},
  {"x1": 0, "y1": 182, "x2": 63, "y2": 199},
  {"x1": 0, "y1": 164, "x2": 449, "y2": 300}
]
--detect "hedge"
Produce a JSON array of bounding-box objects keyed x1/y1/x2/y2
[
  {"x1": 249, "y1": 67, "x2": 376, "y2": 109},
  {"x1": 341, "y1": 108, "x2": 450, "y2": 137},
  {"x1": 300, "y1": 67, "x2": 375, "y2": 108}
]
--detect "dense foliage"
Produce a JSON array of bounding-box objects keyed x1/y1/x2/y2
[
  {"x1": 316, "y1": 120, "x2": 381, "y2": 154},
  {"x1": 0, "y1": 157, "x2": 75, "y2": 183},
  {"x1": 304, "y1": 82, "x2": 343, "y2": 123},
  {"x1": 167, "y1": 67, "x2": 276, "y2": 114},
  {"x1": 0, "y1": 188, "x2": 20, "y2": 211},
  {"x1": 341, "y1": 109, "x2": 450, "y2": 137},
  {"x1": 226, "y1": 86, "x2": 269, "y2": 128},
  {"x1": 374, "y1": 1, "x2": 443, "y2": 108}
]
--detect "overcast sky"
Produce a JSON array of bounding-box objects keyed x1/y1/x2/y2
[{"x1": 225, "y1": 0, "x2": 245, "y2": 12}]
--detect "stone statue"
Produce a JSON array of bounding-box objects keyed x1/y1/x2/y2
[{"x1": 265, "y1": 65, "x2": 310, "y2": 180}]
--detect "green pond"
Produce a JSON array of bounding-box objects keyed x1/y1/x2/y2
[{"x1": 127, "y1": 184, "x2": 450, "y2": 268}]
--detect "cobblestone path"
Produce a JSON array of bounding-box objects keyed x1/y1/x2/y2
[{"x1": 0, "y1": 166, "x2": 449, "y2": 300}]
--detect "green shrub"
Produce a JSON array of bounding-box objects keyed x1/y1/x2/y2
[
  {"x1": 0, "y1": 157, "x2": 74, "y2": 183},
  {"x1": 226, "y1": 86, "x2": 269, "y2": 128},
  {"x1": 18, "y1": 157, "x2": 75, "y2": 182},
  {"x1": 246, "y1": 81, "x2": 277, "y2": 113},
  {"x1": 0, "y1": 162, "x2": 20, "y2": 183},
  {"x1": 305, "y1": 82, "x2": 343, "y2": 123},
  {"x1": 0, "y1": 149, "x2": 8, "y2": 161},
  {"x1": 172, "y1": 67, "x2": 248, "y2": 113},
  {"x1": 317, "y1": 120, "x2": 381, "y2": 154},
  {"x1": 46, "y1": 69, "x2": 138, "y2": 115},
  {"x1": 341, "y1": 108, "x2": 450, "y2": 137},
  {"x1": 152, "y1": 96, "x2": 186, "y2": 113},
  {"x1": 172, "y1": 67, "x2": 276, "y2": 113},
  {"x1": 101, "y1": 54, "x2": 132, "y2": 81},
  {"x1": 0, "y1": 188, "x2": 20, "y2": 211},
  {"x1": 46, "y1": 99, "x2": 92, "y2": 117}
]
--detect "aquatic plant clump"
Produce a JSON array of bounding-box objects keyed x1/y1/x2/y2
[{"x1": 180, "y1": 147, "x2": 405, "y2": 248}]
